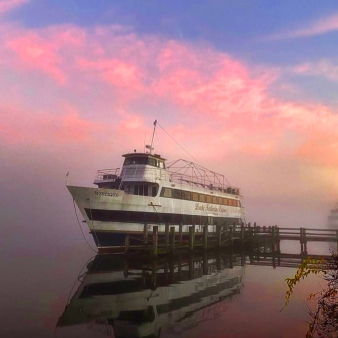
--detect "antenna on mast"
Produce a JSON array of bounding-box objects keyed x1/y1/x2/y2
[{"x1": 145, "y1": 120, "x2": 157, "y2": 154}]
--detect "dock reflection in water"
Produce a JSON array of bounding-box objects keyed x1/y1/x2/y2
[{"x1": 57, "y1": 253, "x2": 244, "y2": 337}]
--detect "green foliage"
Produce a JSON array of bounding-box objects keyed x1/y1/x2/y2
[
  {"x1": 283, "y1": 254, "x2": 338, "y2": 337},
  {"x1": 283, "y1": 257, "x2": 325, "y2": 309}
]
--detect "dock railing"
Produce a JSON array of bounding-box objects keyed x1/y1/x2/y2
[{"x1": 111, "y1": 224, "x2": 338, "y2": 257}]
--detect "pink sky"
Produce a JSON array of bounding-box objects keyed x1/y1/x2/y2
[{"x1": 1, "y1": 2, "x2": 338, "y2": 228}]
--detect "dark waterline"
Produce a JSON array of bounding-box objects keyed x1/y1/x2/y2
[{"x1": 0, "y1": 241, "x2": 324, "y2": 338}]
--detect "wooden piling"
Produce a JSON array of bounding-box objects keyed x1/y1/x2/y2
[
  {"x1": 257, "y1": 225, "x2": 260, "y2": 247},
  {"x1": 272, "y1": 226, "x2": 277, "y2": 269},
  {"x1": 179, "y1": 223, "x2": 183, "y2": 245},
  {"x1": 165, "y1": 222, "x2": 170, "y2": 249},
  {"x1": 203, "y1": 225, "x2": 208, "y2": 250},
  {"x1": 123, "y1": 259, "x2": 128, "y2": 277},
  {"x1": 189, "y1": 254, "x2": 194, "y2": 279},
  {"x1": 229, "y1": 252, "x2": 234, "y2": 269},
  {"x1": 151, "y1": 259, "x2": 157, "y2": 290},
  {"x1": 216, "y1": 252, "x2": 221, "y2": 270},
  {"x1": 153, "y1": 226, "x2": 158, "y2": 256},
  {"x1": 229, "y1": 226, "x2": 234, "y2": 247},
  {"x1": 169, "y1": 258, "x2": 175, "y2": 283},
  {"x1": 276, "y1": 226, "x2": 281, "y2": 253},
  {"x1": 164, "y1": 262, "x2": 169, "y2": 282},
  {"x1": 271, "y1": 226, "x2": 275, "y2": 252},
  {"x1": 303, "y1": 228, "x2": 307, "y2": 254},
  {"x1": 189, "y1": 226, "x2": 194, "y2": 251},
  {"x1": 170, "y1": 226, "x2": 175, "y2": 255},
  {"x1": 241, "y1": 224, "x2": 245, "y2": 246},
  {"x1": 217, "y1": 226, "x2": 221, "y2": 249},
  {"x1": 249, "y1": 254, "x2": 254, "y2": 265},
  {"x1": 178, "y1": 254, "x2": 182, "y2": 279},
  {"x1": 143, "y1": 223, "x2": 148, "y2": 245},
  {"x1": 203, "y1": 252, "x2": 208, "y2": 275},
  {"x1": 124, "y1": 234, "x2": 130, "y2": 253}
]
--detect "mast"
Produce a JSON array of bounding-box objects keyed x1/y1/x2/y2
[{"x1": 146, "y1": 120, "x2": 157, "y2": 154}]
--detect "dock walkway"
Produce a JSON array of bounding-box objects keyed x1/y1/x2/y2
[{"x1": 99, "y1": 223, "x2": 338, "y2": 257}]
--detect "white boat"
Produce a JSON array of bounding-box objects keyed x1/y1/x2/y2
[{"x1": 68, "y1": 121, "x2": 245, "y2": 249}]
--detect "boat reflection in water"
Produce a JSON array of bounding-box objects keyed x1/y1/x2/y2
[{"x1": 57, "y1": 253, "x2": 244, "y2": 337}]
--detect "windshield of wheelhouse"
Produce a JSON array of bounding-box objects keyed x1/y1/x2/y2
[{"x1": 123, "y1": 157, "x2": 165, "y2": 168}]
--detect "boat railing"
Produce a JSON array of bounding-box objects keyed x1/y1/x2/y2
[
  {"x1": 95, "y1": 168, "x2": 120, "y2": 181},
  {"x1": 169, "y1": 173, "x2": 240, "y2": 195},
  {"x1": 167, "y1": 159, "x2": 240, "y2": 195},
  {"x1": 95, "y1": 167, "x2": 240, "y2": 194}
]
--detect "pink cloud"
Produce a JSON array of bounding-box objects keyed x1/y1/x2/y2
[
  {"x1": 5, "y1": 25, "x2": 86, "y2": 84},
  {"x1": 77, "y1": 57, "x2": 144, "y2": 90},
  {"x1": 2, "y1": 22, "x2": 337, "y2": 160},
  {"x1": 292, "y1": 13, "x2": 338, "y2": 37},
  {"x1": 7, "y1": 34, "x2": 66, "y2": 84},
  {"x1": 0, "y1": 105, "x2": 102, "y2": 146},
  {"x1": 292, "y1": 60, "x2": 338, "y2": 81},
  {"x1": 267, "y1": 13, "x2": 338, "y2": 40},
  {"x1": 0, "y1": 0, "x2": 28, "y2": 14}
]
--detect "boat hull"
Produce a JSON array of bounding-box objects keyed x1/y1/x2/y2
[{"x1": 68, "y1": 185, "x2": 244, "y2": 249}]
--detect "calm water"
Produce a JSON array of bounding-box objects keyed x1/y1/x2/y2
[{"x1": 0, "y1": 240, "x2": 325, "y2": 338}]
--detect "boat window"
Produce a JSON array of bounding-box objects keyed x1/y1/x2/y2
[
  {"x1": 182, "y1": 191, "x2": 191, "y2": 200},
  {"x1": 217, "y1": 197, "x2": 223, "y2": 205},
  {"x1": 173, "y1": 189, "x2": 182, "y2": 199},
  {"x1": 163, "y1": 188, "x2": 172, "y2": 198},
  {"x1": 199, "y1": 194, "x2": 206, "y2": 202},
  {"x1": 159, "y1": 161, "x2": 165, "y2": 169},
  {"x1": 148, "y1": 158, "x2": 156, "y2": 166},
  {"x1": 206, "y1": 195, "x2": 212, "y2": 203},
  {"x1": 237, "y1": 200, "x2": 241, "y2": 207},
  {"x1": 223, "y1": 198, "x2": 228, "y2": 205},
  {"x1": 192, "y1": 193, "x2": 199, "y2": 201},
  {"x1": 124, "y1": 157, "x2": 148, "y2": 165},
  {"x1": 212, "y1": 196, "x2": 217, "y2": 204},
  {"x1": 152, "y1": 186, "x2": 158, "y2": 197},
  {"x1": 134, "y1": 184, "x2": 150, "y2": 196}
]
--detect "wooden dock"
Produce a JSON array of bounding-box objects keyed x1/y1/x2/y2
[{"x1": 98, "y1": 223, "x2": 338, "y2": 257}]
